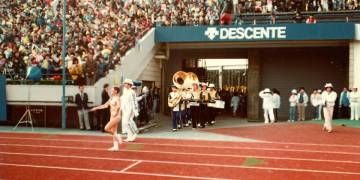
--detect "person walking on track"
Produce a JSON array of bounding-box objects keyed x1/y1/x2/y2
[
  {"x1": 90, "y1": 87, "x2": 122, "y2": 151},
  {"x1": 259, "y1": 88, "x2": 275, "y2": 124},
  {"x1": 321, "y1": 83, "x2": 337, "y2": 133},
  {"x1": 121, "y1": 79, "x2": 139, "y2": 142}
]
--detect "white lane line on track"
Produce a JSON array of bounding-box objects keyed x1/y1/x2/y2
[
  {"x1": 1, "y1": 136, "x2": 359, "y2": 149},
  {"x1": 1, "y1": 153, "x2": 360, "y2": 176},
  {"x1": 0, "y1": 162, "x2": 230, "y2": 180},
  {"x1": 1, "y1": 140, "x2": 360, "y2": 157},
  {"x1": 2, "y1": 142, "x2": 360, "y2": 165},
  {"x1": 120, "y1": 161, "x2": 142, "y2": 173}
]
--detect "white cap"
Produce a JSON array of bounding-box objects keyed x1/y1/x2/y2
[
  {"x1": 200, "y1": 83, "x2": 207, "y2": 87},
  {"x1": 264, "y1": 88, "x2": 271, "y2": 93},
  {"x1": 291, "y1": 89, "x2": 297, "y2": 94},
  {"x1": 123, "y1": 79, "x2": 133, "y2": 85},
  {"x1": 324, "y1": 83, "x2": 333, "y2": 88},
  {"x1": 208, "y1": 84, "x2": 215, "y2": 88}
]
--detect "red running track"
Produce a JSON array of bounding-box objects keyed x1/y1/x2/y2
[{"x1": 1, "y1": 128, "x2": 360, "y2": 180}]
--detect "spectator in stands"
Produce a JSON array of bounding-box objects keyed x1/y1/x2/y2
[
  {"x1": 220, "y1": 1, "x2": 234, "y2": 25},
  {"x1": 293, "y1": 11, "x2": 304, "y2": 23},
  {"x1": 68, "y1": 57, "x2": 84, "y2": 85},
  {"x1": 269, "y1": 12, "x2": 277, "y2": 24},
  {"x1": 84, "y1": 55, "x2": 98, "y2": 85},
  {"x1": 322, "y1": 0, "x2": 330, "y2": 11},
  {"x1": 306, "y1": 15, "x2": 317, "y2": 23},
  {"x1": 75, "y1": 85, "x2": 91, "y2": 130}
]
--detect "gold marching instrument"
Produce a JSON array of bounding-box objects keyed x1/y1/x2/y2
[{"x1": 168, "y1": 71, "x2": 199, "y2": 108}]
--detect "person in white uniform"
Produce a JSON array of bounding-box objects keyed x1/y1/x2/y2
[
  {"x1": 259, "y1": 88, "x2": 275, "y2": 124},
  {"x1": 121, "y1": 79, "x2": 139, "y2": 142},
  {"x1": 349, "y1": 87, "x2": 360, "y2": 121},
  {"x1": 321, "y1": 83, "x2": 337, "y2": 133}
]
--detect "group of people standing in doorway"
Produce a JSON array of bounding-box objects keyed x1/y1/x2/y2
[{"x1": 260, "y1": 83, "x2": 360, "y2": 133}]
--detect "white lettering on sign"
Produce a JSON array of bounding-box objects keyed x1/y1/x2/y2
[{"x1": 207, "y1": 27, "x2": 287, "y2": 40}]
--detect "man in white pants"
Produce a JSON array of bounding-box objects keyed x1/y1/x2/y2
[
  {"x1": 349, "y1": 88, "x2": 360, "y2": 121},
  {"x1": 259, "y1": 88, "x2": 275, "y2": 124},
  {"x1": 121, "y1": 79, "x2": 139, "y2": 142},
  {"x1": 321, "y1": 83, "x2": 337, "y2": 133}
]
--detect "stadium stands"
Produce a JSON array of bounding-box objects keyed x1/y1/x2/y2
[{"x1": 0, "y1": 0, "x2": 359, "y2": 85}]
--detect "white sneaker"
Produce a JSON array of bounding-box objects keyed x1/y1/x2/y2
[{"x1": 108, "y1": 146, "x2": 119, "y2": 151}]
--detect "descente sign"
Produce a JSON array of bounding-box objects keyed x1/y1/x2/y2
[
  {"x1": 204, "y1": 27, "x2": 286, "y2": 40},
  {"x1": 155, "y1": 23, "x2": 355, "y2": 42}
]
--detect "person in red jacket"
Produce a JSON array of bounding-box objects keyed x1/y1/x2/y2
[{"x1": 306, "y1": 15, "x2": 317, "y2": 24}]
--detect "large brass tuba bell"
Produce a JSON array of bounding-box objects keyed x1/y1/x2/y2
[{"x1": 168, "y1": 71, "x2": 199, "y2": 108}]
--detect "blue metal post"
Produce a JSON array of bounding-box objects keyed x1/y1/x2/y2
[{"x1": 61, "y1": 0, "x2": 67, "y2": 129}]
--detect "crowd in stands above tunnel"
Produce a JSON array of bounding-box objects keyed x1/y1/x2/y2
[{"x1": 0, "y1": 0, "x2": 359, "y2": 84}]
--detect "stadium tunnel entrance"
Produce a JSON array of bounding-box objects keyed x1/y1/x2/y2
[{"x1": 161, "y1": 41, "x2": 349, "y2": 121}]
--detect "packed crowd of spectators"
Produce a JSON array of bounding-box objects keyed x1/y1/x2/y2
[
  {"x1": 1, "y1": 0, "x2": 359, "y2": 84},
  {"x1": 0, "y1": 0, "x2": 231, "y2": 84},
  {"x1": 234, "y1": 0, "x2": 359, "y2": 14}
]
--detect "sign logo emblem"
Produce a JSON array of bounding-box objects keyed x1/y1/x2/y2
[{"x1": 204, "y1": 27, "x2": 219, "y2": 40}]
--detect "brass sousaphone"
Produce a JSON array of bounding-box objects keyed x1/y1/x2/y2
[{"x1": 168, "y1": 71, "x2": 199, "y2": 108}]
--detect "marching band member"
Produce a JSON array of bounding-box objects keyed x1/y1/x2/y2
[
  {"x1": 168, "y1": 85, "x2": 185, "y2": 131},
  {"x1": 208, "y1": 84, "x2": 220, "y2": 125},
  {"x1": 199, "y1": 83, "x2": 210, "y2": 128},
  {"x1": 321, "y1": 83, "x2": 337, "y2": 133},
  {"x1": 259, "y1": 88, "x2": 275, "y2": 124},
  {"x1": 121, "y1": 79, "x2": 139, "y2": 142},
  {"x1": 190, "y1": 82, "x2": 201, "y2": 129},
  {"x1": 183, "y1": 88, "x2": 193, "y2": 127}
]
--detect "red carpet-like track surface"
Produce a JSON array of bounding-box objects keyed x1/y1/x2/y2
[{"x1": 1, "y1": 123, "x2": 360, "y2": 180}]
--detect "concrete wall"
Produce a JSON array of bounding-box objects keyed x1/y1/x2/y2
[
  {"x1": 349, "y1": 24, "x2": 360, "y2": 88},
  {"x1": 138, "y1": 58, "x2": 162, "y2": 88}
]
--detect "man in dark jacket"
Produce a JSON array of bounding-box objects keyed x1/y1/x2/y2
[
  {"x1": 75, "y1": 85, "x2": 91, "y2": 130},
  {"x1": 100, "y1": 83, "x2": 110, "y2": 132}
]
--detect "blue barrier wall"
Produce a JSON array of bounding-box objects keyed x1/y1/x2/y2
[
  {"x1": 155, "y1": 22, "x2": 355, "y2": 42},
  {"x1": 0, "y1": 75, "x2": 6, "y2": 121}
]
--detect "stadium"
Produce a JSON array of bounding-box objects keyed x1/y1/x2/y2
[{"x1": 1, "y1": 0, "x2": 360, "y2": 179}]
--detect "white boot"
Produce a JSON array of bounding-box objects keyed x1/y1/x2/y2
[{"x1": 108, "y1": 141, "x2": 119, "y2": 151}]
